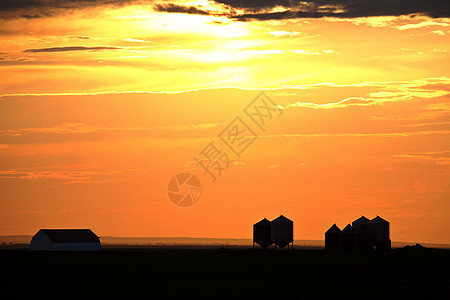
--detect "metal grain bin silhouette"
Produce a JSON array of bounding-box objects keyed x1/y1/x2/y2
[
  {"x1": 253, "y1": 218, "x2": 272, "y2": 249},
  {"x1": 352, "y1": 216, "x2": 369, "y2": 231},
  {"x1": 354, "y1": 224, "x2": 375, "y2": 251},
  {"x1": 368, "y1": 216, "x2": 391, "y2": 250},
  {"x1": 325, "y1": 224, "x2": 341, "y2": 251},
  {"x1": 339, "y1": 224, "x2": 355, "y2": 251},
  {"x1": 352, "y1": 216, "x2": 375, "y2": 251},
  {"x1": 271, "y1": 215, "x2": 293, "y2": 249}
]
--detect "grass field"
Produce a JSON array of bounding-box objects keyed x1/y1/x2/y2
[{"x1": 1, "y1": 247, "x2": 449, "y2": 298}]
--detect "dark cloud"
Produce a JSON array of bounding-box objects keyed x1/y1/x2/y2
[
  {"x1": 0, "y1": 0, "x2": 141, "y2": 19},
  {"x1": 67, "y1": 36, "x2": 92, "y2": 40},
  {"x1": 153, "y1": 0, "x2": 450, "y2": 20},
  {"x1": 0, "y1": 0, "x2": 136, "y2": 11},
  {"x1": 153, "y1": 3, "x2": 210, "y2": 15},
  {"x1": 24, "y1": 46, "x2": 121, "y2": 52},
  {"x1": 217, "y1": 0, "x2": 450, "y2": 20},
  {"x1": 20, "y1": 14, "x2": 46, "y2": 19},
  {"x1": 213, "y1": 0, "x2": 292, "y2": 10},
  {"x1": 0, "y1": 0, "x2": 448, "y2": 20}
]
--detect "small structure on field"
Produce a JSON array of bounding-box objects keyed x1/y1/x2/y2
[
  {"x1": 353, "y1": 216, "x2": 375, "y2": 251},
  {"x1": 253, "y1": 218, "x2": 272, "y2": 249},
  {"x1": 325, "y1": 224, "x2": 341, "y2": 251},
  {"x1": 29, "y1": 229, "x2": 101, "y2": 251},
  {"x1": 368, "y1": 216, "x2": 391, "y2": 250},
  {"x1": 325, "y1": 215, "x2": 391, "y2": 251},
  {"x1": 271, "y1": 215, "x2": 294, "y2": 249},
  {"x1": 252, "y1": 215, "x2": 294, "y2": 249},
  {"x1": 339, "y1": 224, "x2": 355, "y2": 251}
]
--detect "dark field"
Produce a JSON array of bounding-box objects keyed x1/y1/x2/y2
[{"x1": 1, "y1": 247, "x2": 449, "y2": 298}]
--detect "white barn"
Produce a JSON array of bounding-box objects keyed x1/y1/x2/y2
[{"x1": 29, "y1": 229, "x2": 101, "y2": 251}]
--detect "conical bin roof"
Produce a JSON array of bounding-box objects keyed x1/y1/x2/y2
[{"x1": 326, "y1": 224, "x2": 341, "y2": 234}]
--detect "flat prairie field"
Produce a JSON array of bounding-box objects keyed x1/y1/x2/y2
[{"x1": 1, "y1": 247, "x2": 449, "y2": 298}]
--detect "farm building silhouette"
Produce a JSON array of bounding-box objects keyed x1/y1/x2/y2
[
  {"x1": 324, "y1": 224, "x2": 341, "y2": 250},
  {"x1": 253, "y1": 218, "x2": 272, "y2": 249},
  {"x1": 325, "y1": 216, "x2": 391, "y2": 251},
  {"x1": 253, "y1": 215, "x2": 294, "y2": 249},
  {"x1": 29, "y1": 229, "x2": 101, "y2": 251}
]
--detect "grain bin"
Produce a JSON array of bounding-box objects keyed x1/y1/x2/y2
[
  {"x1": 339, "y1": 224, "x2": 355, "y2": 251},
  {"x1": 352, "y1": 216, "x2": 369, "y2": 231},
  {"x1": 352, "y1": 216, "x2": 375, "y2": 251},
  {"x1": 368, "y1": 216, "x2": 391, "y2": 250},
  {"x1": 271, "y1": 215, "x2": 293, "y2": 249},
  {"x1": 325, "y1": 224, "x2": 341, "y2": 251},
  {"x1": 354, "y1": 223, "x2": 375, "y2": 251},
  {"x1": 253, "y1": 218, "x2": 272, "y2": 249}
]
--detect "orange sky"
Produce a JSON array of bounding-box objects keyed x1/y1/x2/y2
[{"x1": 0, "y1": 1, "x2": 449, "y2": 243}]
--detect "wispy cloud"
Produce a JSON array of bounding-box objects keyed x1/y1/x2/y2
[
  {"x1": 67, "y1": 35, "x2": 92, "y2": 40},
  {"x1": 153, "y1": 123, "x2": 219, "y2": 131},
  {"x1": 12, "y1": 210, "x2": 46, "y2": 215},
  {"x1": 397, "y1": 20, "x2": 450, "y2": 30},
  {"x1": 401, "y1": 121, "x2": 450, "y2": 127},
  {"x1": 263, "y1": 130, "x2": 450, "y2": 138},
  {"x1": 430, "y1": 30, "x2": 446, "y2": 36},
  {"x1": 0, "y1": 87, "x2": 266, "y2": 99},
  {"x1": 293, "y1": 49, "x2": 334, "y2": 55},
  {"x1": 99, "y1": 207, "x2": 141, "y2": 214},
  {"x1": 395, "y1": 210, "x2": 424, "y2": 218},
  {"x1": 285, "y1": 77, "x2": 450, "y2": 109},
  {"x1": 268, "y1": 164, "x2": 282, "y2": 168},
  {"x1": 1, "y1": 80, "x2": 446, "y2": 99},
  {"x1": 99, "y1": 208, "x2": 124, "y2": 214},
  {"x1": 329, "y1": 15, "x2": 450, "y2": 31},
  {"x1": 287, "y1": 97, "x2": 373, "y2": 109},
  {"x1": 0, "y1": 123, "x2": 139, "y2": 136},
  {"x1": 24, "y1": 46, "x2": 122, "y2": 53},
  {"x1": 269, "y1": 31, "x2": 300, "y2": 37},
  {"x1": 393, "y1": 151, "x2": 450, "y2": 165},
  {"x1": 0, "y1": 169, "x2": 144, "y2": 184},
  {"x1": 0, "y1": 122, "x2": 220, "y2": 137},
  {"x1": 123, "y1": 38, "x2": 150, "y2": 43},
  {"x1": 183, "y1": 159, "x2": 246, "y2": 171}
]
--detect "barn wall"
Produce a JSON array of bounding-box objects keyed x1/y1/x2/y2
[
  {"x1": 29, "y1": 231, "x2": 51, "y2": 251},
  {"x1": 49, "y1": 243, "x2": 101, "y2": 251}
]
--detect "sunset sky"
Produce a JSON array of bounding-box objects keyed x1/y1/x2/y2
[{"x1": 0, "y1": 0, "x2": 449, "y2": 244}]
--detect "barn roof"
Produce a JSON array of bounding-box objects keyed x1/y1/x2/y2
[
  {"x1": 40, "y1": 229, "x2": 100, "y2": 243},
  {"x1": 325, "y1": 224, "x2": 341, "y2": 234}
]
